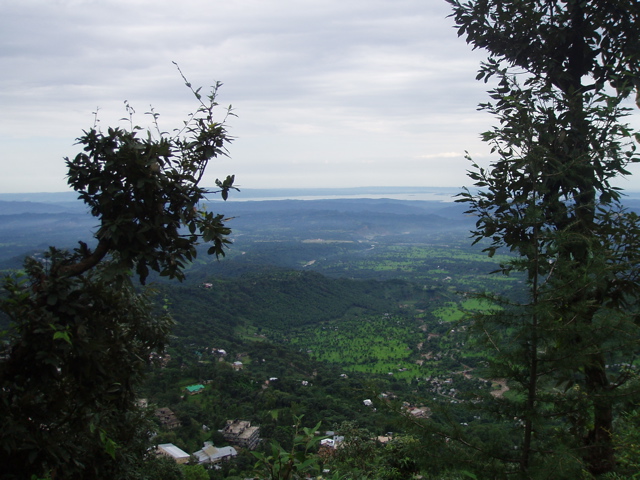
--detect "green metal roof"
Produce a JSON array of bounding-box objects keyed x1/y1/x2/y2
[{"x1": 185, "y1": 384, "x2": 205, "y2": 393}]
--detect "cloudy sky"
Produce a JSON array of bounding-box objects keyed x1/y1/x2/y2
[{"x1": 3, "y1": 0, "x2": 639, "y2": 195}]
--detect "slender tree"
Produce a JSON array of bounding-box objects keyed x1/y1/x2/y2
[{"x1": 449, "y1": 0, "x2": 640, "y2": 475}]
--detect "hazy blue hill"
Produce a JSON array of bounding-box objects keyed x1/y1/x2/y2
[
  {"x1": 621, "y1": 197, "x2": 640, "y2": 214},
  {"x1": 0, "y1": 212, "x2": 96, "y2": 236},
  {"x1": 3, "y1": 186, "x2": 636, "y2": 270},
  {"x1": 222, "y1": 185, "x2": 461, "y2": 200},
  {"x1": 215, "y1": 197, "x2": 469, "y2": 218},
  {"x1": 0, "y1": 212, "x2": 98, "y2": 268},
  {"x1": 207, "y1": 198, "x2": 473, "y2": 245},
  {"x1": 0, "y1": 201, "x2": 73, "y2": 215},
  {"x1": 0, "y1": 191, "x2": 81, "y2": 204},
  {"x1": 0, "y1": 189, "x2": 471, "y2": 267}
]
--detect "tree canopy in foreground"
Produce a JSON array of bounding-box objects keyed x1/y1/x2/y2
[
  {"x1": 449, "y1": 0, "x2": 640, "y2": 476},
  {"x1": 0, "y1": 73, "x2": 236, "y2": 480}
]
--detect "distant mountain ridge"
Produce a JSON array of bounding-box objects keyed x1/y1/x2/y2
[
  {"x1": 0, "y1": 186, "x2": 459, "y2": 208},
  {"x1": 2, "y1": 187, "x2": 640, "y2": 270},
  {"x1": 0, "y1": 200, "x2": 86, "y2": 215}
]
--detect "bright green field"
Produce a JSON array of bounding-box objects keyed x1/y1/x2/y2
[
  {"x1": 320, "y1": 243, "x2": 519, "y2": 295},
  {"x1": 282, "y1": 243, "x2": 514, "y2": 380},
  {"x1": 289, "y1": 314, "x2": 443, "y2": 380},
  {"x1": 433, "y1": 298, "x2": 500, "y2": 322}
]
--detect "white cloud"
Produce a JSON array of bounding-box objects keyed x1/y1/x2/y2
[{"x1": 5, "y1": 0, "x2": 632, "y2": 194}]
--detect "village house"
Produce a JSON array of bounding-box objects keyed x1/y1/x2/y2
[
  {"x1": 193, "y1": 441, "x2": 238, "y2": 464},
  {"x1": 232, "y1": 361, "x2": 243, "y2": 371},
  {"x1": 409, "y1": 407, "x2": 431, "y2": 418},
  {"x1": 222, "y1": 419, "x2": 260, "y2": 450},
  {"x1": 185, "y1": 384, "x2": 205, "y2": 395},
  {"x1": 318, "y1": 434, "x2": 344, "y2": 460},
  {"x1": 157, "y1": 443, "x2": 190, "y2": 464},
  {"x1": 320, "y1": 435, "x2": 344, "y2": 449},
  {"x1": 155, "y1": 407, "x2": 181, "y2": 430}
]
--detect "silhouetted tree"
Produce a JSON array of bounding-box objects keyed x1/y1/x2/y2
[
  {"x1": 450, "y1": 0, "x2": 640, "y2": 475},
  {"x1": 0, "y1": 71, "x2": 236, "y2": 479}
]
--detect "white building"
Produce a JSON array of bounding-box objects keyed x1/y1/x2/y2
[
  {"x1": 193, "y1": 441, "x2": 238, "y2": 464},
  {"x1": 157, "y1": 443, "x2": 190, "y2": 464},
  {"x1": 320, "y1": 435, "x2": 344, "y2": 450}
]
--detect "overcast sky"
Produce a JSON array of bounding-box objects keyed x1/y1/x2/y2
[{"x1": 2, "y1": 0, "x2": 639, "y2": 195}]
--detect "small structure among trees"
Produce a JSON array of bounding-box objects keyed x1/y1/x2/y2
[
  {"x1": 184, "y1": 384, "x2": 205, "y2": 395},
  {"x1": 157, "y1": 443, "x2": 190, "y2": 464},
  {"x1": 193, "y1": 441, "x2": 238, "y2": 465},
  {"x1": 155, "y1": 407, "x2": 181, "y2": 430},
  {"x1": 222, "y1": 419, "x2": 261, "y2": 450}
]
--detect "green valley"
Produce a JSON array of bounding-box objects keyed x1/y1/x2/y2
[{"x1": 3, "y1": 192, "x2": 640, "y2": 479}]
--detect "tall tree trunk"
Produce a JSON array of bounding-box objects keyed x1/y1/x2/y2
[{"x1": 584, "y1": 353, "x2": 614, "y2": 474}]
